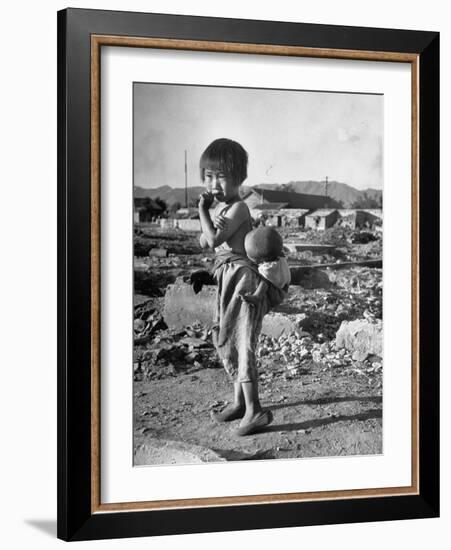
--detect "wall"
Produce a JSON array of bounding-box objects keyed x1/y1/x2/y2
[
  {"x1": 176, "y1": 218, "x2": 202, "y2": 231},
  {"x1": 1, "y1": 1, "x2": 448, "y2": 550}
]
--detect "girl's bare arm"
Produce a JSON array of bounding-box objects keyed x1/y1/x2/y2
[{"x1": 199, "y1": 200, "x2": 248, "y2": 248}]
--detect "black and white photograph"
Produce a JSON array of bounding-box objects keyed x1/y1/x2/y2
[
  {"x1": 132, "y1": 82, "x2": 384, "y2": 466},
  {"x1": 0, "y1": 0, "x2": 445, "y2": 545}
]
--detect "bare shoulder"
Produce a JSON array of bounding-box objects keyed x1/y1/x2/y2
[{"x1": 224, "y1": 200, "x2": 250, "y2": 220}]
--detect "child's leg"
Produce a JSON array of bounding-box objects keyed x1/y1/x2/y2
[
  {"x1": 241, "y1": 379, "x2": 262, "y2": 416},
  {"x1": 211, "y1": 381, "x2": 245, "y2": 422},
  {"x1": 240, "y1": 279, "x2": 268, "y2": 307},
  {"x1": 236, "y1": 379, "x2": 273, "y2": 436}
]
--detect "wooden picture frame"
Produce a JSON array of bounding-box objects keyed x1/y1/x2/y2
[{"x1": 57, "y1": 7, "x2": 439, "y2": 541}]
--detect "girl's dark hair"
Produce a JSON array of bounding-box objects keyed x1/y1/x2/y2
[{"x1": 199, "y1": 138, "x2": 248, "y2": 185}]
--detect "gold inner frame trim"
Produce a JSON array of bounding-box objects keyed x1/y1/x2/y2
[{"x1": 90, "y1": 34, "x2": 420, "y2": 514}]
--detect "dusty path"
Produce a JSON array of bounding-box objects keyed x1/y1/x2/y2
[{"x1": 134, "y1": 360, "x2": 382, "y2": 463}]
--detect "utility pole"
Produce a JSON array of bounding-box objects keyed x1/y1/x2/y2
[
  {"x1": 184, "y1": 149, "x2": 188, "y2": 209},
  {"x1": 325, "y1": 175, "x2": 329, "y2": 209}
]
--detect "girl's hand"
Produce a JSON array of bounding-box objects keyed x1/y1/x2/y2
[
  {"x1": 213, "y1": 214, "x2": 228, "y2": 230},
  {"x1": 199, "y1": 192, "x2": 214, "y2": 209}
]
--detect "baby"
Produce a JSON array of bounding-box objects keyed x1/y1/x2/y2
[{"x1": 240, "y1": 226, "x2": 291, "y2": 307}]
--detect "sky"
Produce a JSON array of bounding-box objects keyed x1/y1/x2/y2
[{"x1": 134, "y1": 83, "x2": 383, "y2": 191}]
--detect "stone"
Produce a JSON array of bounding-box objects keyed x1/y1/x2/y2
[
  {"x1": 134, "y1": 438, "x2": 226, "y2": 465},
  {"x1": 134, "y1": 319, "x2": 146, "y2": 332},
  {"x1": 312, "y1": 350, "x2": 322, "y2": 363},
  {"x1": 335, "y1": 319, "x2": 383, "y2": 361},
  {"x1": 148, "y1": 247, "x2": 168, "y2": 257},
  {"x1": 261, "y1": 312, "x2": 308, "y2": 338},
  {"x1": 284, "y1": 243, "x2": 336, "y2": 253},
  {"x1": 290, "y1": 267, "x2": 331, "y2": 289},
  {"x1": 163, "y1": 279, "x2": 216, "y2": 330},
  {"x1": 164, "y1": 279, "x2": 309, "y2": 338}
]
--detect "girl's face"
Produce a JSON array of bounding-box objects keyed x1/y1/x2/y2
[{"x1": 203, "y1": 169, "x2": 240, "y2": 203}]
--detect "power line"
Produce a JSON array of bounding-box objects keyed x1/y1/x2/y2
[{"x1": 184, "y1": 149, "x2": 188, "y2": 208}]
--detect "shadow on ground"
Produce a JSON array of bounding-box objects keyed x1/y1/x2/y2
[
  {"x1": 265, "y1": 407, "x2": 382, "y2": 434},
  {"x1": 269, "y1": 394, "x2": 382, "y2": 412}
]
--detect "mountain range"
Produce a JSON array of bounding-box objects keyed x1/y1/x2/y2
[{"x1": 134, "y1": 180, "x2": 382, "y2": 208}]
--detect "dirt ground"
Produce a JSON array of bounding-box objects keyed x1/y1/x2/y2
[
  {"x1": 134, "y1": 364, "x2": 382, "y2": 462},
  {"x1": 133, "y1": 223, "x2": 383, "y2": 463}
]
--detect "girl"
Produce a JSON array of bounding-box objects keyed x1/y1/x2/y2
[{"x1": 198, "y1": 138, "x2": 275, "y2": 436}]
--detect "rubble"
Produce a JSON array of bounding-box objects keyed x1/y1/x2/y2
[
  {"x1": 290, "y1": 267, "x2": 331, "y2": 289},
  {"x1": 261, "y1": 313, "x2": 309, "y2": 339},
  {"x1": 335, "y1": 319, "x2": 383, "y2": 361},
  {"x1": 133, "y1": 324, "x2": 221, "y2": 382},
  {"x1": 134, "y1": 225, "x2": 384, "y2": 386},
  {"x1": 132, "y1": 223, "x2": 384, "y2": 463},
  {"x1": 134, "y1": 438, "x2": 226, "y2": 465},
  {"x1": 284, "y1": 243, "x2": 336, "y2": 254},
  {"x1": 163, "y1": 279, "x2": 217, "y2": 330},
  {"x1": 350, "y1": 232, "x2": 378, "y2": 244},
  {"x1": 148, "y1": 247, "x2": 168, "y2": 257}
]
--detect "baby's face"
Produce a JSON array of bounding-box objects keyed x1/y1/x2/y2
[
  {"x1": 203, "y1": 169, "x2": 240, "y2": 203},
  {"x1": 246, "y1": 250, "x2": 259, "y2": 263}
]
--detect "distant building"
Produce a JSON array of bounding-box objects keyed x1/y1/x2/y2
[
  {"x1": 305, "y1": 209, "x2": 339, "y2": 230},
  {"x1": 279, "y1": 208, "x2": 310, "y2": 228},
  {"x1": 336, "y1": 209, "x2": 368, "y2": 229},
  {"x1": 243, "y1": 188, "x2": 341, "y2": 211},
  {"x1": 249, "y1": 203, "x2": 288, "y2": 227},
  {"x1": 337, "y1": 209, "x2": 382, "y2": 229},
  {"x1": 134, "y1": 197, "x2": 164, "y2": 223},
  {"x1": 250, "y1": 205, "x2": 310, "y2": 227},
  {"x1": 362, "y1": 209, "x2": 383, "y2": 220}
]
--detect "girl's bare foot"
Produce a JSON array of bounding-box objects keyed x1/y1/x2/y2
[
  {"x1": 235, "y1": 409, "x2": 273, "y2": 436},
  {"x1": 211, "y1": 404, "x2": 245, "y2": 423}
]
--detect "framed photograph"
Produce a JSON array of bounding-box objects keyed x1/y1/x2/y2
[{"x1": 57, "y1": 8, "x2": 439, "y2": 541}]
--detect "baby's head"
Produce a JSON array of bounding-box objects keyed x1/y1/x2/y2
[
  {"x1": 244, "y1": 227, "x2": 283, "y2": 264},
  {"x1": 199, "y1": 138, "x2": 248, "y2": 202}
]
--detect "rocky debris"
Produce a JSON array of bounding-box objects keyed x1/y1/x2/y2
[
  {"x1": 134, "y1": 227, "x2": 205, "y2": 257},
  {"x1": 134, "y1": 226, "x2": 384, "y2": 388},
  {"x1": 289, "y1": 267, "x2": 331, "y2": 289},
  {"x1": 133, "y1": 323, "x2": 221, "y2": 382},
  {"x1": 284, "y1": 243, "x2": 336, "y2": 254},
  {"x1": 351, "y1": 232, "x2": 378, "y2": 244},
  {"x1": 133, "y1": 225, "x2": 385, "y2": 463},
  {"x1": 351, "y1": 240, "x2": 382, "y2": 260},
  {"x1": 255, "y1": 331, "x2": 382, "y2": 389},
  {"x1": 283, "y1": 227, "x2": 381, "y2": 262},
  {"x1": 279, "y1": 272, "x2": 382, "y2": 341},
  {"x1": 134, "y1": 311, "x2": 167, "y2": 345},
  {"x1": 134, "y1": 260, "x2": 149, "y2": 272},
  {"x1": 258, "y1": 333, "x2": 350, "y2": 372},
  {"x1": 134, "y1": 294, "x2": 155, "y2": 308},
  {"x1": 134, "y1": 269, "x2": 178, "y2": 297},
  {"x1": 163, "y1": 278, "x2": 217, "y2": 330},
  {"x1": 330, "y1": 267, "x2": 382, "y2": 294},
  {"x1": 148, "y1": 247, "x2": 168, "y2": 258},
  {"x1": 261, "y1": 312, "x2": 309, "y2": 339},
  {"x1": 164, "y1": 280, "x2": 356, "y2": 340},
  {"x1": 134, "y1": 292, "x2": 220, "y2": 382},
  {"x1": 134, "y1": 437, "x2": 226, "y2": 465},
  {"x1": 336, "y1": 319, "x2": 383, "y2": 361}
]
